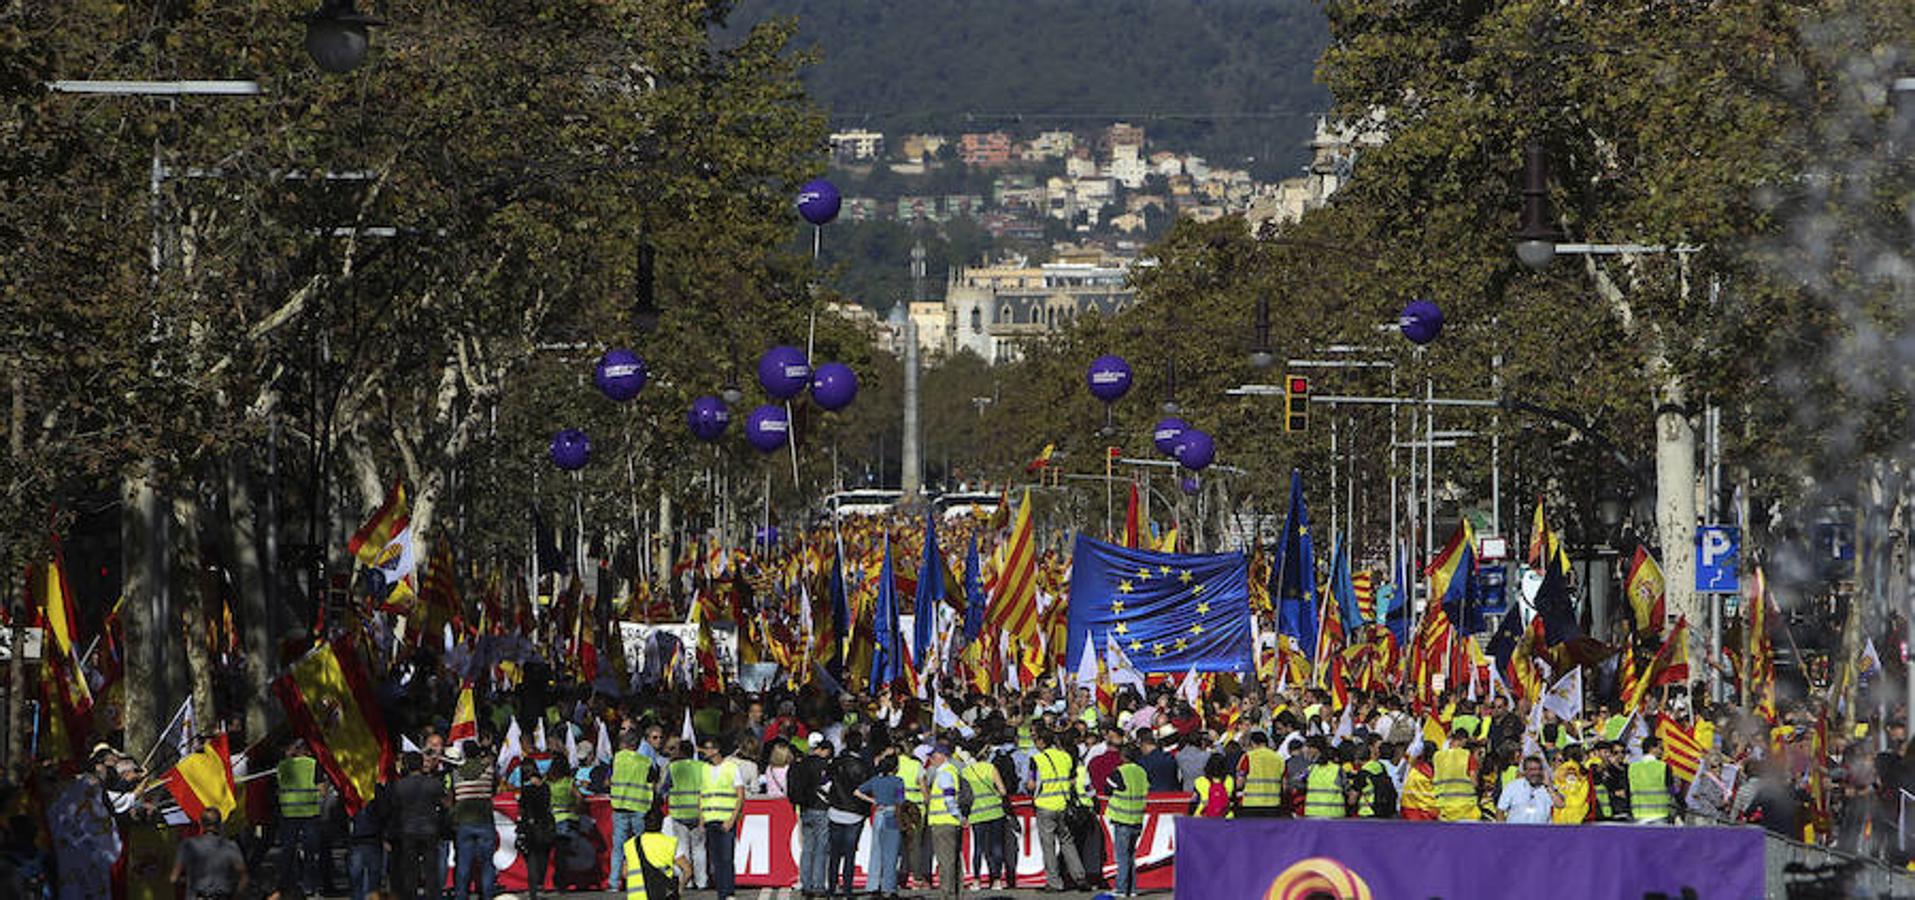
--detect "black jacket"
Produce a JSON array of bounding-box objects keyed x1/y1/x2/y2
[
  {"x1": 788, "y1": 755, "x2": 832, "y2": 811},
  {"x1": 826, "y1": 753, "x2": 872, "y2": 815},
  {"x1": 391, "y1": 772, "x2": 445, "y2": 839}
]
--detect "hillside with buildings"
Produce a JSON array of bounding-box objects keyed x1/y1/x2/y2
[
  {"x1": 728, "y1": 0, "x2": 1331, "y2": 180},
  {"x1": 816, "y1": 117, "x2": 1385, "y2": 365}
]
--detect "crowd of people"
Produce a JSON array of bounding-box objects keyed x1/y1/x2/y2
[
  {"x1": 5, "y1": 505, "x2": 1903, "y2": 898},
  {"x1": 7, "y1": 660, "x2": 1889, "y2": 900}
]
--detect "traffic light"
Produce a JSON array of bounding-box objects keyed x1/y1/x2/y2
[{"x1": 1284, "y1": 374, "x2": 1309, "y2": 432}]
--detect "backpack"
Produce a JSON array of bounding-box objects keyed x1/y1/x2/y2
[
  {"x1": 1198, "y1": 779, "x2": 1230, "y2": 817},
  {"x1": 957, "y1": 770, "x2": 977, "y2": 816},
  {"x1": 1365, "y1": 767, "x2": 1399, "y2": 818},
  {"x1": 635, "y1": 835, "x2": 683, "y2": 900}
]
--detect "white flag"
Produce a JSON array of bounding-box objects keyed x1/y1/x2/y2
[
  {"x1": 1861, "y1": 639, "x2": 1884, "y2": 681},
  {"x1": 681, "y1": 707, "x2": 696, "y2": 743},
  {"x1": 1539, "y1": 668, "x2": 1583, "y2": 723},
  {"x1": 1104, "y1": 632, "x2": 1146, "y2": 695},
  {"x1": 1076, "y1": 631, "x2": 1100, "y2": 689},
  {"x1": 597, "y1": 719, "x2": 614, "y2": 766},
  {"x1": 497, "y1": 718, "x2": 523, "y2": 777},
  {"x1": 1333, "y1": 702, "x2": 1354, "y2": 741},
  {"x1": 565, "y1": 722, "x2": 580, "y2": 767},
  {"x1": 400, "y1": 735, "x2": 422, "y2": 755},
  {"x1": 374, "y1": 525, "x2": 419, "y2": 588},
  {"x1": 534, "y1": 719, "x2": 548, "y2": 753},
  {"x1": 1179, "y1": 666, "x2": 1202, "y2": 709}
]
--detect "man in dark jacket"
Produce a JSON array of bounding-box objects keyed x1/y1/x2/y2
[
  {"x1": 389, "y1": 751, "x2": 446, "y2": 899},
  {"x1": 824, "y1": 732, "x2": 872, "y2": 897},
  {"x1": 346, "y1": 787, "x2": 389, "y2": 900},
  {"x1": 787, "y1": 739, "x2": 834, "y2": 898}
]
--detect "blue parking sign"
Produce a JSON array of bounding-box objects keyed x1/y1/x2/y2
[{"x1": 1695, "y1": 525, "x2": 1740, "y2": 592}]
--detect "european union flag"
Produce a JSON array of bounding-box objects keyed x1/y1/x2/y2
[
  {"x1": 1066, "y1": 535, "x2": 1253, "y2": 674},
  {"x1": 962, "y1": 534, "x2": 986, "y2": 644},
  {"x1": 871, "y1": 535, "x2": 905, "y2": 694},
  {"x1": 1272, "y1": 469, "x2": 1318, "y2": 655}
]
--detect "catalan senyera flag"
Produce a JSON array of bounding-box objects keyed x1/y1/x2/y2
[
  {"x1": 29, "y1": 551, "x2": 92, "y2": 714},
  {"x1": 1747, "y1": 567, "x2": 1777, "y2": 723},
  {"x1": 272, "y1": 638, "x2": 392, "y2": 815},
  {"x1": 1525, "y1": 498, "x2": 1548, "y2": 568},
  {"x1": 163, "y1": 733, "x2": 237, "y2": 822},
  {"x1": 1656, "y1": 715, "x2": 1703, "y2": 783},
  {"x1": 1624, "y1": 545, "x2": 1667, "y2": 639},
  {"x1": 448, "y1": 682, "x2": 477, "y2": 745},
  {"x1": 347, "y1": 481, "x2": 409, "y2": 567},
  {"x1": 983, "y1": 490, "x2": 1041, "y2": 646}
]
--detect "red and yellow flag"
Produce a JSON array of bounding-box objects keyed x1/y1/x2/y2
[
  {"x1": 448, "y1": 682, "x2": 477, "y2": 745},
  {"x1": 1655, "y1": 715, "x2": 1703, "y2": 783},
  {"x1": 1624, "y1": 546, "x2": 1667, "y2": 639},
  {"x1": 1747, "y1": 568, "x2": 1777, "y2": 723},
  {"x1": 272, "y1": 638, "x2": 392, "y2": 814},
  {"x1": 1626, "y1": 616, "x2": 1691, "y2": 712},
  {"x1": 29, "y1": 551, "x2": 92, "y2": 715},
  {"x1": 347, "y1": 481, "x2": 409, "y2": 567},
  {"x1": 163, "y1": 734, "x2": 238, "y2": 822},
  {"x1": 984, "y1": 491, "x2": 1042, "y2": 645}
]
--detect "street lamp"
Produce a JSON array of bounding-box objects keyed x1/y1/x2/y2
[
  {"x1": 1515, "y1": 143, "x2": 1560, "y2": 271},
  {"x1": 302, "y1": 0, "x2": 384, "y2": 74}
]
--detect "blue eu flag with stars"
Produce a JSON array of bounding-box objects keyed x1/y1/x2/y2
[{"x1": 1066, "y1": 534, "x2": 1253, "y2": 674}]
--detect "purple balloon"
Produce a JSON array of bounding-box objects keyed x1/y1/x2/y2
[
  {"x1": 1400, "y1": 299, "x2": 1443, "y2": 345},
  {"x1": 1085, "y1": 354, "x2": 1133, "y2": 403},
  {"x1": 1174, "y1": 428, "x2": 1215, "y2": 471},
  {"x1": 810, "y1": 361, "x2": 859, "y2": 411},
  {"x1": 796, "y1": 179, "x2": 841, "y2": 226},
  {"x1": 687, "y1": 396, "x2": 732, "y2": 442},
  {"x1": 593, "y1": 348, "x2": 648, "y2": 402},
  {"x1": 1153, "y1": 417, "x2": 1189, "y2": 456},
  {"x1": 744, "y1": 404, "x2": 790, "y2": 453},
  {"x1": 1181, "y1": 476, "x2": 1201, "y2": 496},
  {"x1": 758, "y1": 346, "x2": 812, "y2": 400},
  {"x1": 549, "y1": 428, "x2": 591, "y2": 470}
]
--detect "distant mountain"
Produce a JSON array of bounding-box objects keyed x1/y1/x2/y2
[{"x1": 725, "y1": 0, "x2": 1332, "y2": 179}]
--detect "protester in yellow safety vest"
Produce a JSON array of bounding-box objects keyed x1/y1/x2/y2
[
  {"x1": 1238, "y1": 731, "x2": 1286, "y2": 817},
  {"x1": 609, "y1": 730, "x2": 659, "y2": 891},
  {"x1": 923, "y1": 744, "x2": 965, "y2": 900},
  {"x1": 1552, "y1": 745, "x2": 1592, "y2": 823},
  {"x1": 275, "y1": 739, "x2": 326, "y2": 897},
  {"x1": 699, "y1": 737, "x2": 745, "y2": 900},
  {"x1": 1104, "y1": 746, "x2": 1150, "y2": 897},
  {"x1": 1025, "y1": 730, "x2": 1087, "y2": 891},
  {"x1": 1303, "y1": 738, "x2": 1349, "y2": 819},
  {"x1": 661, "y1": 741, "x2": 708, "y2": 891},
  {"x1": 1629, "y1": 737, "x2": 1677, "y2": 823},
  {"x1": 1355, "y1": 741, "x2": 1399, "y2": 818},
  {"x1": 896, "y1": 745, "x2": 928, "y2": 889},
  {"x1": 621, "y1": 810, "x2": 690, "y2": 900},
  {"x1": 1433, "y1": 730, "x2": 1480, "y2": 822},
  {"x1": 964, "y1": 737, "x2": 1011, "y2": 889}
]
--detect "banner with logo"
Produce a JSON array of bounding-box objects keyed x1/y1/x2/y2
[
  {"x1": 1174, "y1": 818, "x2": 1764, "y2": 899},
  {"x1": 483, "y1": 792, "x2": 1187, "y2": 890}
]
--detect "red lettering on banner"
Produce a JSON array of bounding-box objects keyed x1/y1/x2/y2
[{"x1": 483, "y1": 792, "x2": 1187, "y2": 890}]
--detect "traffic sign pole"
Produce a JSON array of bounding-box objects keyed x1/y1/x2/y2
[{"x1": 1696, "y1": 525, "x2": 1741, "y2": 704}]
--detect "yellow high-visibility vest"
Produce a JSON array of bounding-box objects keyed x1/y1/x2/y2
[
  {"x1": 1303, "y1": 763, "x2": 1345, "y2": 818},
  {"x1": 621, "y1": 832, "x2": 679, "y2": 900},
  {"x1": 1033, "y1": 749, "x2": 1074, "y2": 812},
  {"x1": 277, "y1": 757, "x2": 320, "y2": 819},
  {"x1": 610, "y1": 749, "x2": 654, "y2": 813},
  {"x1": 1240, "y1": 747, "x2": 1283, "y2": 809},
  {"x1": 1107, "y1": 762, "x2": 1148, "y2": 827},
  {"x1": 700, "y1": 760, "x2": 740, "y2": 824},
  {"x1": 1628, "y1": 758, "x2": 1672, "y2": 822},
  {"x1": 1433, "y1": 747, "x2": 1478, "y2": 821}
]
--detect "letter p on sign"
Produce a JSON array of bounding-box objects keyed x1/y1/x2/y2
[{"x1": 1695, "y1": 526, "x2": 1740, "y2": 593}]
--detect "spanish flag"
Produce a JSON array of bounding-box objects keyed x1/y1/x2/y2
[
  {"x1": 163, "y1": 734, "x2": 237, "y2": 822},
  {"x1": 1024, "y1": 443, "x2": 1055, "y2": 473},
  {"x1": 1625, "y1": 616, "x2": 1691, "y2": 713},
  {"x1": 1624, "y1": 545, "x2": 1667, "y2": 639},
  {"x1": 448, "y1": 683, "x2": 478, "y2": 746},
  {"x1": 29, "y1": 551, "x2": 92, "y2": 715},
  {"x1": 272, "y1": 638, "x2": 391, "y2": 814},
  {"x1": 347, "y1": 481, "x2": 409, "y2": 567}
]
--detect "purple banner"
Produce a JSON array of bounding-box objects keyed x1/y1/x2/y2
[{"x1": 1175, "y1": 818, "x2": 1764, "y2": 899}]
